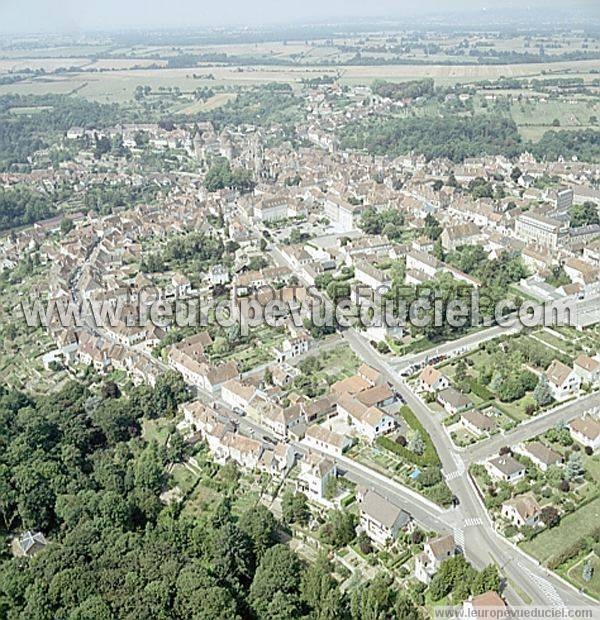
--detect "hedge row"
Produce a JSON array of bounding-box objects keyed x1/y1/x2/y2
[
  {"x1": 376, "y1": 406, "x2": 441, "y2": 468},
  {"x1": 468, "y1": 379, "x2": 493, "y2": 401}
]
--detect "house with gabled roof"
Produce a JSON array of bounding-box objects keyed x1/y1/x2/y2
[
  {"x1": 517, "y1": 441, "x2": 562, "y2": 472},
  {"x1": 546, "y1": 360, "x2": 581, "y2": 401},
  {"x1": 358, "y1": 489, "x2": 411, "y2": 545},
  {"x1": 297, "y1": 453, "x2": 337, "y2": 502},
  {"x1": 414, "y1": 533, "x2": 457, "y2": 584},
  {"x1": 304, "y1": 424, "x2": 353, "y2": 457},
  {"x1": 485, "y1": 454, "x2": 526, "y2": 485},
  {"x1": 573, "y1": 354, "x2": 600, "y2": 386},
  {"x1": 569, "y1": 416, "x2": 600, "y2": 451},
  {"x1": 419, "y1": 366, "x2": 451, "y2": 393},
  {"x1": 501, "y1": 494, "x2": 541, "y2": 528}
]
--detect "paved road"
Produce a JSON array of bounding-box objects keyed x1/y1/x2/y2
[
  {"x1": 343, "y1": 328, "x2": 596, "y2": 608},
  {"x1": 465, "y1": 392, "x2": 600, "y2": 464}
]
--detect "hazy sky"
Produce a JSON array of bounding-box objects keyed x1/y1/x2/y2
[{"x1": 0, "y1": 0, "x2": 598, "y2": 34}]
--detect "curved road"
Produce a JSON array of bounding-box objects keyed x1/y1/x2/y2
[{"x1": 343, "y1": 328, "x2": 596, "y2": 608}]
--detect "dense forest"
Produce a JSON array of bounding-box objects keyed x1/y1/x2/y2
[
  {"x1": 0, "y1": 372, "x2": 501, "y2": 618},
  {"x1": 529, "y1": 129, "x2": 600, "y2": 163},
  {"x1": 340, "y1": 113, "x2": 600, "y2": 163},
  {"x1": 0, "y1": 187, "x2": 56, "y2": 231},
  {"x1": 0, "y1": 95, "x2": 135, "y2": 171},
  {"x1": 339, "y1": 115, "x2": 523, "y2": 162}
]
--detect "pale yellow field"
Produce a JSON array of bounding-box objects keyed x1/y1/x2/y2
[
  {"x1": 0, "y1": 57, "x2": 90, "y2": 74},
  {"x1": 177, "y1": 93, "x2": 236, "y2": 114},
  {"x1": 1, "y1": 58, "x2": 599, "y2": 103},
  {"x1": 89, "y1": 58, "x2": 169, "y2": 70}
]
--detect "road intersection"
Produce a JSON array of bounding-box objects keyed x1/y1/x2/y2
[{"x1": 343, "y1": 328, "x2": 598, "y2": 608}]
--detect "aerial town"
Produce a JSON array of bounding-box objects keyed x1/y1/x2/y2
[{"x1": 0, "y1": 4, "x2": 600, "y2": 619}]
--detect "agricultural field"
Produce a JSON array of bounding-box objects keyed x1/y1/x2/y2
[
  {"x1": 175, "y1": 92, "x2": 236, "y2": 114},
  {"x1": 510, "y1": 97, "x2": 600, "y2": 141},
  {"x1": 1, "y1": 56, "x2": 599, "y2": 103}
]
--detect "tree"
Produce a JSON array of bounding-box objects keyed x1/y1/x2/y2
[
  {"x1": 510, "y1": 166, "x2": 522, "y2": 183},
  {"x1": 582, "y1": 561, "x2": 594, "y2": 583},
  {"x1": 569, "y1": 202, "x2": 600, "y2": 228},
  {"x1": 238, "y1": 505, "x2": 278, "y2": 560},
  {"x1": 134, "y1": 441, "x2": 165, "y2": 494},
  {"x1": 533, "y1": 374, "x2": 553, "y2": 407},
  {"x1": 428, "y1": 556, "x2": 477, "y2": 602},
  {"x1": 350, "y1": 574, "x2": 396, "y2": 620},
  {"x1": 210, "y1": 522, "x2": 255, "y2": 587},
  {"x1": 408, "y1": 431, "x2": 425, "y2": 456},
  {"x1": 566, "y1": 452, "x2": 585, "y2": 480},
  {"x1": 281, "y1": 491, "x2": 309, "y2": 526},
  {"x1": 263, "y1": 367, "x2": 273, "y2": 386},
  {"x1": 395, "y1": 595, "x2": 422, "y2": 620},
  {"x1": 454, "y1": 358, "x2": 469, "y2": 392},
  {"x1": 250, "y1": 545, "x2": 303, "y2": 619},
  {"x1": 357, "y1": 531, "x2": 373, "y2": 555},
  {"x1": 301, "y1": 554, "x2": 345, "y2": 620},
  {"x1": 472, "y1": 564, "x2": 501, "y2": 596},
  {"x1": 167, "y1": 430, "x2": 186, "y2": 463},
  {"x1": 424, "y1": 214, "x2": 442, "y2": 240},
  {"x1": 540, "y1": 506, "x2": 560, "y2": 528},
  {"x1": 60, "y1": 217, "x2": 74, "y2": 235},
  {"x1": 320, "y1": 510, "x2": 357, "y2": 548}
]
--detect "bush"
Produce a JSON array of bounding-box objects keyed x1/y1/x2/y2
[{"x1": 469, "y1": 380, "x2": 493, "y2": 401}]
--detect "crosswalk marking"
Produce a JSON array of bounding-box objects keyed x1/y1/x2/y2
[
  {"x1": 517, "y1": 562, "x2": 564, "y2": 607},
  {"x1": 453, "y1": 527, "x2": 465, "y2": 550},
  {"x1": 445, "y1": 470, "x2": 463, "y2": 481},
  {"x1": 463, "y1": 517, "x2": 483, "y2": 527}
]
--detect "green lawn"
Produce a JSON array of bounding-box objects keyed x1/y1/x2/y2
[
  {"x1": 520, "y1": 496, "x2": 600, "y2": 566},
  {"x1": 170, "y1": 464, "x2": 198, "y2": 494},
  {"x1": 565, "y1": 554, "x2": 600, "y2": 600},
  {"x1": 141, "y1": 418, "x2": 173, "y2": 446},
  {"x1": 182, "y1": 483, "x2": 222, "y2": 518}
]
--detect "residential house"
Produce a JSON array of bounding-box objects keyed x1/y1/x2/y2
[
  {"x1": 355, "y1": 384, "x2": 395, "y2": 408},
  {"x1": 358, "y1": 489, "x2": 411, "y2": 545},
  {"x1": 573, "y1": 354, "x2": 600, "y2": 387},
  {"x1": 485, "y1": 455, "x2": 526, "y2": 484},
  {"x1": 304, "y1": 425, "x2": 353, "y2": 457},
  {"x1": 297, "y1": 453, "x2": 337, "y2": 501},
  {"x1": 419, "y1": 366, "x2": 451, "y2": 393},
  {"x1": 437, "y1": 388, "x2": 472, "y2": 415},
  {"x1": 546, "y1": 360, "x2": 581, "y2": 400},
  {"x1": 224, "y1": 434, "x2": 264, "y2": 470},
  {"x1": 518, "y1": 441, "x2": 562, "y2": 472},
  {"x1": 337, "y1": 394, "x2": 396, "y2": 442},
  {"x1": 221, "y1": 379, "x2": 257, "y2": 412},
  {"x1": 569, "y1": 416, "x2": 600, "y2": 451},
  {"x1": 441, "y1": 222, "x2": 483, "y2": 252},
  {"x1": 273, "y1": 334, "x2": 311, "y2": 363},
  {"x1": 414, "y1": 533, "x2": 457, "y2": 584},
  {"x1": 463, "y1": 592, "x2": 507, "y2": 618},
  {"x1": 501, "y1": 494, "x2": 541, "y2": 528},
  {"x1": 461, "y1": 409, "x2": 497, "y2": 437}
]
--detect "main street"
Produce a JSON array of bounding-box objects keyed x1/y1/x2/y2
[
  {"x1": 343, "y1": 328, "x2": 597, "y2": 608},
  {"x1": 268, "y1": 240, "x2": 598, "y2": 606}
]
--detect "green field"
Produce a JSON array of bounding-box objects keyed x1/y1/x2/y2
[
  {"x1": 511, "y1": 98, "x2": 600, "y2": 141},
  {"x1": 520, "y1": 496, "x2": 600, "y2": 566}
]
